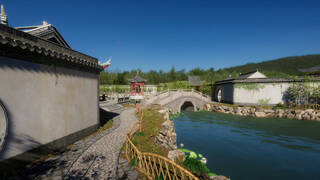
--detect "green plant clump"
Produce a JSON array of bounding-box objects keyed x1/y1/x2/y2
[
  {"x1": 169, "y1": 112, "x2": 184, "y2": 120},
  {"x1": 130, "y1": 158, "x2": 139, "y2": 167},
  {"x1": 179, "y1": 148, "x2": 219, "y2": 177},
  {"x1": 272, "y1": 103, "x2": 287, "y2": 110},
  {"x1": 183, "y1": 158, "x2": 210, "y2": 174},
  {"x1": 136, "y1": 132, "x2": 144, "y2": 136},
  {"x1": 208, "y1": 172, "x2": 218, "y2": 177}
]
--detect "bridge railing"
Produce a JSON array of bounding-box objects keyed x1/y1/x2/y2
[
  {"x1": 145, "y1": 89, "x2": 211, "y2": 105},
  {"x1": 125, "y1": 122, "x2": 199, "y2": 180}
]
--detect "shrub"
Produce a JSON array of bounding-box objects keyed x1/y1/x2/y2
[
  {"x1": 284, "y1": 83, "x2": 319, "y2": 105},
  {"x1": 272, "y1": 103, "x2": 286, "y2": 110},
  {"x1": 183, "y1": 158, "x2": 210, "y2": 174},
  {"x1": 136, "y1": 132, "x2": 144, "y2": 136}
]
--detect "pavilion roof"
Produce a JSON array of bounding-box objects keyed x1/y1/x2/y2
[{"x1": 129, "y1": 72, "x2": 147, "y2": 83}]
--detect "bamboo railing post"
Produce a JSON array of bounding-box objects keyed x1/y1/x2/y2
[{"x1": 140, "y1": 110, "x2": 143, "y2": 132}]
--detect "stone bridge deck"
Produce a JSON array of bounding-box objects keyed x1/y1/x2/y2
[{"x1": 144, "y1": 89, "x2": 212, "y2": 113}]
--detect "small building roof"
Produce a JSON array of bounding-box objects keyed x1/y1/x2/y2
[
  {"x1": 129, "y1": 72, "x2": 147, "y2": 83},
  {"x1": 298, "y1": 66, "x2": 320, "y2": 73},
  {"x1": 238, "y1": 70, "x2": 267, "y2": 79},
  {"x1": 188, "y1": 76, "x2": 202, "y2": 86},
  {"x1": 214, "y1": 77, "x2": 320, "y2": 85},
  {"x1": 214, "y1": 69, "x2": 320, "y2": 85}
]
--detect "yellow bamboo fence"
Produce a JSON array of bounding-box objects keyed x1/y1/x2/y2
[{"x1": 125, "y1": 122, "x2": 199, "y2": 180}]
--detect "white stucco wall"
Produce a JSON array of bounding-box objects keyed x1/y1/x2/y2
[
  {"x1": 144, "y1": 85, "x2": 158, "y2": 95},
  {"x1": 0, "y1": 57, "x2": 99, "y2": 160},
  {"x1": 233, "y1": 82, "x2": 320, "y2": 105}
]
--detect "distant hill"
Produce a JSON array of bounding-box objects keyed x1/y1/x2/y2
[
  {"x1": 223, "y1": 54, "x2": 320, "y2": 78},
  {"x1": 99, "y1": 54, "x2": 320, "y2": 85}
]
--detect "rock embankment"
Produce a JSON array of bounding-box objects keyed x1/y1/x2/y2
[
  {"x1": 156, "y1": 108, "x2": 187, "y2": 162},
  {"x1": 155, "y1": 109, "x2": 178, "y2": 151},
  {"x1": 204, "y1": 103, "x2": 320, "y2": 121}
]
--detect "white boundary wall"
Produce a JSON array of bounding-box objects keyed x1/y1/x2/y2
[
  {"x1": 0, "y1": 57, "x2": 99, "y2": 160},
  {"x1": 233, "y1": 82, "x2": 320, "y2": 105}
]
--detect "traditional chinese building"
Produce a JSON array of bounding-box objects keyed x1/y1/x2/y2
[
  {"x1": 0, "y1": 4, "x2": 103, "y2": 165},
  {"x1": 213, "y1": 70, "x2": 320, "y2": 105},
  {"x1": 129, "y1": 72, "x2": 147, "y2": 100}
]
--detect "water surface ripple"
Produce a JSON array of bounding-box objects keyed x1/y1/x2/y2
[{"x1": 174, "y1": 111, "x2": 320, "y2": 180}]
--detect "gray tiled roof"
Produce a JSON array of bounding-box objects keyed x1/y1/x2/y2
[
  {"x1": 238, "y1": 70, "x2": 258, "y2": 79},
  {"x1": 16, "y1": 22, "x2": 71, "y2": 48},
  {"x1": 214, "y1": 77, "x2": 320, "y2": 85},
  {"x1": 0, "y1": 24, "x2": 103, "y2": 72},
  {"x1": 188, "y1": 76, "x2": 202, "y2": 86},
  {"x1": 128, "y1": 73, "x2": 147, "y2": 83}
]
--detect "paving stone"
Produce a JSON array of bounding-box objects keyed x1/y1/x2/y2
[
  {"x1": 66, "y1": 108, "x2": 138, "y2": 179},
  {"x1": 5, "y1": 104, "x2": 143, "y2": 180}
]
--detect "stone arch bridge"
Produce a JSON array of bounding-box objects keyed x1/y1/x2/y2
[{"x1": 144, "y1": 89, "x2": 212, "y2": 113}]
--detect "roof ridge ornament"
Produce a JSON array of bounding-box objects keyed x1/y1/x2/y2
[{"x1": 1, "y1": 4, "x2": 8, "y2": 25}]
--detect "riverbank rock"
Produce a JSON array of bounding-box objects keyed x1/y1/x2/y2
[
  {"x1": 264, "y1": 109, "x2": 275, "y2": 117},
  {"x1": 254, "y1": 111, "x2": 266, "y2": 118},
  {"x1": 284, "y1": 110, "x2": 295, "y2": 119},
  {"x1": 155, "y1": 120, "x2": 177, "y2": 150},
  {"x1": 210, "y1": 175, "x2": 229, "y2": 180},
  {"x1": 168, "y1": 150, "x2": 185, "y2": 162},
  {"x1": 204, "y1": 104, "x2": 212, "y2": 111},
  {"x1": 205, "y1": 103, "x2": 320, "y2": 121},
  {"x1": 234, "y1": 107, "x2": 242, "y2": 115},
  {"x1": 158, "y1": 108, "x2": 170, "y2": 120}
]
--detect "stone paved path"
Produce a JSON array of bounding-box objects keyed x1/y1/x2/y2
[
  {"x1": 66, "y1": 108, "x2": 138, "y2": 179},
  {"x1": 3, "y1": 104, "x2": 141, "y2": 180}
]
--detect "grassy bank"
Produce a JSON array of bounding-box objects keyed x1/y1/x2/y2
[{"x1": 133, "y1": 108, "x2": 168, "y2": 156}]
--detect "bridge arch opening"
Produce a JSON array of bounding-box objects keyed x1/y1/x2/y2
[{"x1": 180, "y1": 101, "x2": 195, "y2": 112}]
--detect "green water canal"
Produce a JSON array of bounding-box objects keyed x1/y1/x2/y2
[{"x1": 173, "y1": 111, "x2": 320, "y2": 180}]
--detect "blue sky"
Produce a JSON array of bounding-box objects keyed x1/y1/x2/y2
[{"x1": 4, "y1": 0, "x2": 320, "y2": 71}]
